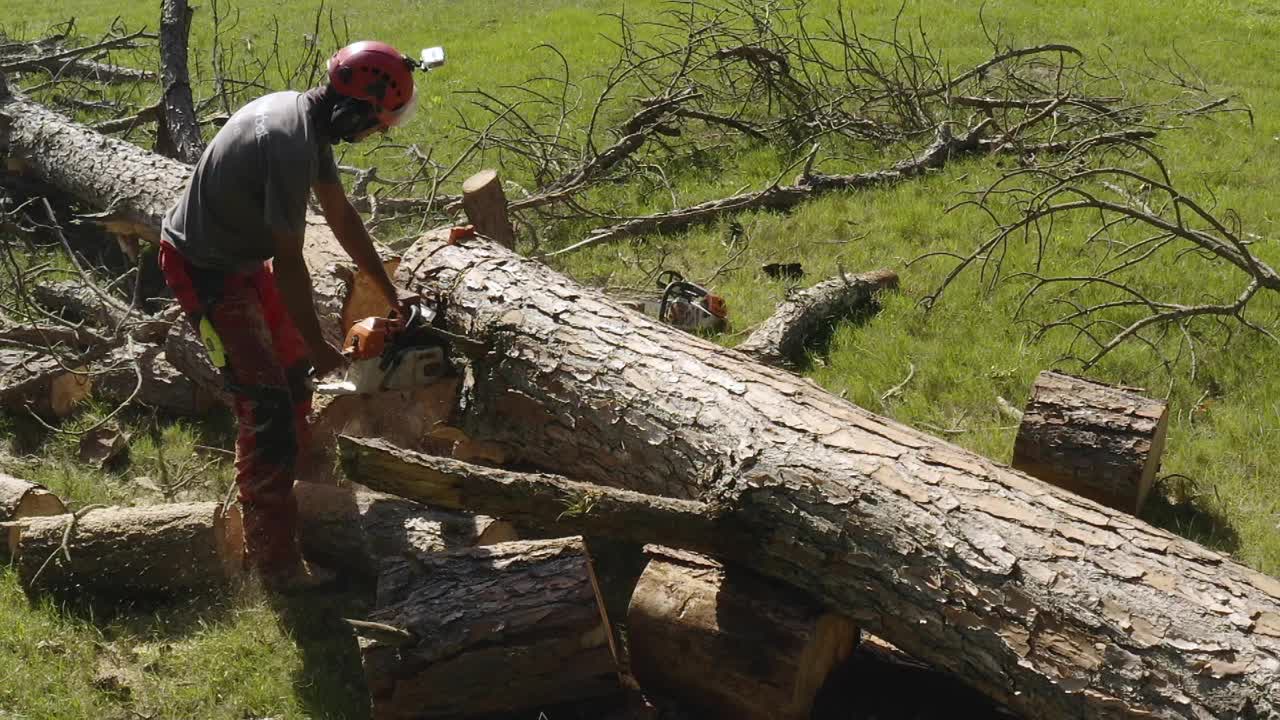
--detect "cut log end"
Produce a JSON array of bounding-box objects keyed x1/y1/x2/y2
[
  {"x1": 460, "y1": 168, "x2": 516, "y2": 249},
  {"x1": 626, "y1": 546, "x2": 858, "y2": 720},
  {"x1": 1012, "y1": 370, "x2": 1170, "y2": 514}
]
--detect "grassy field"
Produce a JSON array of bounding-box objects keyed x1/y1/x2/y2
[{"x1": 3, "y1": 0, "x2": 1280, "y2": 718}]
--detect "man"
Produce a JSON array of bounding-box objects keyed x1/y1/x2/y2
[{"x1": 159, "y1": 41, "x2": 419, "y2": 591}]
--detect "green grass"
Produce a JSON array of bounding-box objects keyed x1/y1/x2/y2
[{"x1": 4, "y1": 0, "x2": 1280, "y2": 717}]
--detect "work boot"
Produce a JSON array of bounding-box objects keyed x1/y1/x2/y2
[{"x1": 262, "y1": 559, "x2": 338, "y2": 595}]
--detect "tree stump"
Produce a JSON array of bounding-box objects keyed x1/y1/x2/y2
[
  {"x1": 293, "y1": 482, "x2": 516, "y2": 578},
  {"x1": 12, "y1": 501, "x2": 244, "y2": 597},
  {"x1": 461, "y1": 169, "x2": 516, "y2": 249},
  {"x1": 1012, "y1": 370, "x2": 1169, "y2": 514},
  {"x1": 627, "y1": 546, "x2": 857, "y2": 720},
  {"x1": 359, "y1": 536, "x2": 620, "y2": 719}
]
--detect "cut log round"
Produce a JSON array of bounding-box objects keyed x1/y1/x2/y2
[
  {"x1": 360, "y1": 536, "x2": 620, "y2": 719},
  {"x1": 0, "y1": 472, "x2": 65, "y2": 560},
  {"x1": 627, "y1": 546, "x2": 857, "y2": 720},
  {"x1": 1012, "y1": 370, "x2": 1169, "y2": 514},
  {"x1": 461, "y1": 169, "x2": 516, "y2": 249},
  {"x1": 12, "y1": 501, "x2": 244, "y2": 597},
  {"x1": 389, "y1": 229, "x2": 1280, "y2": 720},
  {"x1": 293, "y1": 482, "x2": 516, "y2": 578},
  {"x1": 736, "y1": 269, "x2": 899, "y2": 368},
  {"x1": 0, "y1": 348, "x2": 92, "y2": 418}
]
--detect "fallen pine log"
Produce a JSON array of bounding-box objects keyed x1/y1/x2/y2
[
  {"x1": 0, "y1": 472, "x2": 65, "y2": 560},
  {"x1": 359, "y1": 536, "x2": 620, "y2": 719},
  {"x1": 90, "y1": 343, "x2": 217, "y2": 417},
  {"x1": 11, "y1": 501, "x2": 243, "y2": 597},
  {"x1": 29, "y1": 280, "x2": 170, "y2": 343},
  {"x1": 0, "y1": 347, "x2": 93, "y2": 418},
  {"x1": 162, "y1": 319, "x2": 231, "y2": 410},
  {"x1": 293, "y1": 482, "x2": 516, "y2": 578},
  {"x1": 381, "y1": 229, "x2": 1280, "y2": 719},
  {"x1": 0, "y1": 83, "x2": 393, "y2": 346},
  {"x1": 736, "y1": 269, "x2": 899, "y2": 368},
  {"x1": 1013, "y1": 370, "x2": 1169, "y2": 514},
  {"x1": 627, "y1": 545, "x2": 858, "y2": 720}
]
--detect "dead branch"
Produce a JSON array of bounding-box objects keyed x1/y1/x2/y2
[{"x1": 920, "y1": 137, "x2": 1280, "y2": 371}]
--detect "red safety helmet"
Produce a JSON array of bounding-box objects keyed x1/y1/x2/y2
[{"x1": 327, "y1": 41, "x2": 416, "y2": 129}]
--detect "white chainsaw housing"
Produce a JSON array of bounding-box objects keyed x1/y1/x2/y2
[{"x1": 316, "y1": 346, "x2": 446, "y2": 396}]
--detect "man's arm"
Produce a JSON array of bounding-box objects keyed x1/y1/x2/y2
[{"x1": 313, "y1": 181, "x2": 403, "y2": 310}]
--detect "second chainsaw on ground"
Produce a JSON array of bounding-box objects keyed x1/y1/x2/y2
[{"x1": 313, "y1": 302, "x2": 451, "y2": 396}]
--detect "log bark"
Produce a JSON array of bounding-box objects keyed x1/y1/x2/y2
[
  {"x1": 736, "y1": 269, "x2": 899, "y2": 368},
  {"x1": 359, "y1": 536, "x2": 620, "y2": 718},
  {"x1": 340, "y1": 435, "x2": 751, "y2": 556},
  {"x1": 12, "y1": 501, "x2": 244, "y2": 596},
  {"x1": 388, "y1": 229, "x2": 1280, "y2": 719},
  {"x1": 460, "y1": 169, "x2": 516, "y2": 249},
  {"x1": 1013, "y1": 370, "x2": 1169, "y2": 514},
  {"x1": 0, "y1": 473, "x2": 65, "y2": 561},
  {"x1": 90, "y1": 343, "x2": 217, "y2": 416},
  {"x1": 30, "y1": 280, "x2": 170, "y2": 343},
  {"x1": 292, "y1": 482, "x2": 516, "y2": 578},
  {"x1": 156, "y1": 0, "x2": 204, "y2": 164},
  {"x1": 627, "y1": 546, "x2": 857, "y2": 720},
  {"x1": 0, "y1": 89, "x2": 384, "y2": 345},
  {"x1": 0, "y1": 348, "x2": 92, "y2": 417}
]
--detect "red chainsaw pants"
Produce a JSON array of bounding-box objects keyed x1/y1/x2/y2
[{"x1": 159, "y1": 241, "x2": 312, "y2": 579}]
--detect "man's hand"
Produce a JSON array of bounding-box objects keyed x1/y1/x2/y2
[{"x1": 311, "y1": 341, "x2": 349, "y2": 378}]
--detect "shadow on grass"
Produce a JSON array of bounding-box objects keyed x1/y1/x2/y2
[
  {"x1": 268, "y1": 578, "x2": 377, "y2": 720},
  {"x1": 1140, "y1": 478, "x2": 1241, "y2": 556}
]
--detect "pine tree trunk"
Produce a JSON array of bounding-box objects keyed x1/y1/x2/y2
[{"x1": 385, "y1": 229, "x2": 1280, "y2": 720}]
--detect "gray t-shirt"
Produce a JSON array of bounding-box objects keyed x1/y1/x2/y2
[{"x1": 162, "y1": 90, "x2": 340, "y2": 271}]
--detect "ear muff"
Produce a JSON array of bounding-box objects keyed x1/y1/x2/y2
[{"x1": 329, "y1": 97, "x2": 379, "y2": 142}]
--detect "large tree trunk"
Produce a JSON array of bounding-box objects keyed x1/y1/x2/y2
[
  {"x1": 627, "y1": 545, "x2": 858, "y2": 720},
  {"x1": 156, "y1": 0, "x2": 204, "y2": 164},
  {"x1": 11, "y1": 501, "x2": 243, "y2": 596},
  {"x1": 385, "y1": 229, "x2": 1280, "y2": 720},
  {"x1": 292, "y1": 482, "x2": 516, "y2": 578},
  {"x1": 360, "y1": 536, "x2": 620, "y2": 719},
  {"x1": 0, "y1": 88, "x2": 385, "y2": 345},
  {"x1": 1013, "y1": 370, "x2": 1169, "y2": 514}
]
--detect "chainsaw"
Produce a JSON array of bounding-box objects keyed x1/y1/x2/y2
[
  {"x1": 311, "y1": 302, "x2": 452, "y2": 396},
  {"x1": 615, "y1": 270, "x2": 728, "y2": 333}
]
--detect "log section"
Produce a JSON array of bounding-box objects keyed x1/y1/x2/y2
[{"x1": 1012, "y1": 370, "x2": 1169, "y2": 514}]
